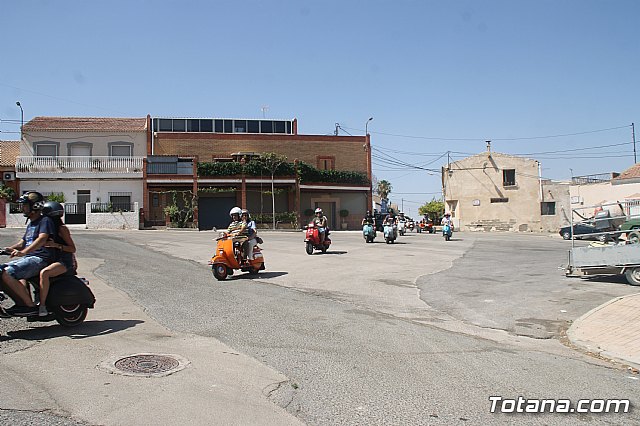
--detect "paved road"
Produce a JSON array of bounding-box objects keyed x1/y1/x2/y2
[{"x1": 1, "y1": 229, "x2": 638, "y2": 425}]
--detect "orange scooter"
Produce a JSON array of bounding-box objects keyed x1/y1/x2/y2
[{"x1": 209, "y1": 234, "x2": 265, "y2": 280}]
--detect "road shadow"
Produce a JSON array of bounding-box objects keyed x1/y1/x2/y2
[
  {"x1": 579, "y1": 275, "x2": 630, "y2": 285},
  {"x1": 318, "y1": 250, "x2": 348, "y2": 255},
  {"x1": 229, "y1": 271, "x2": 289, "y2": 280},
  {"x1": 0, "y1": 319, "x2": 144, "y2": 341}
]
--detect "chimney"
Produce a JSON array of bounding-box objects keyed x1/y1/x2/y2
[{"x1": 486, "y1": 140, "x2": 491, "y2": 153}]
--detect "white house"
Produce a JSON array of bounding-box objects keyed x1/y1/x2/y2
[{"x1": 17, "y1": 117, "x2": 148, "y2": 226}]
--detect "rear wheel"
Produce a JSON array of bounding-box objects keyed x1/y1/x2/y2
[
  {"x1": 624, "y1": 267, "x2": 640, "y2": 286},
  {"x1": 628, "y1": 231, "x2": 640, "y2": 244},
  {"x1": 305, "y1": 242, "x2": 314, "y2": 255},
  {"x1": 321, "y1": 244, "x2": 328, "y2": 253},
  {"x1": 213, "y1": 264, "x2": 228, "y2": 280},
  {"x1": 54, "y1": 304, "x2": 88, "y2": 327}
]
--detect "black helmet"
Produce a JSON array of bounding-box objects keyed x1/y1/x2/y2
[
  {"x1": 17, "y1": 191, "x2": 45, "y2": 216},
  {"x1": 43, "y1": 201, "x2": 64, "y2": 218}
]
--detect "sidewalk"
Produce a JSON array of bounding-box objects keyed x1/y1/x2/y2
[
  {"x1": 567, "y1": 292, "x2": 640, "y2": 369},
  {"x1": 0, "y1": 258, "x2": 303, "y2": 426}
]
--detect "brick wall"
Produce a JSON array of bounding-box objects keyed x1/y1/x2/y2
[{"x1": 152, "y1": 133, "x2": 367, "y2": 173}]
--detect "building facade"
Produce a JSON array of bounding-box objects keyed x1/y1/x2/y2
[
  {"x1": 442, "y1": 148, "x2": 568, "y2": 232},
  {"x1": 145, "y1": 117, "x2": 372, "y2": 230},
  {"x1": 18, "y1": 117, "x2": 148, "y2": 226}
]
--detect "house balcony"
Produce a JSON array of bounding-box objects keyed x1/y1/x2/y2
[{"x1": 15, "y1": 156, "x2": 145, "y2": 180}]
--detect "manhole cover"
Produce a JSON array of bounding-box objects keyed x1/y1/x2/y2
[
  {"x1": 99, "y1": 353, "x2": 189, "y2": 377},
  {"x1": 115, "y1": 354, "x2": 179, "y2": 374}
]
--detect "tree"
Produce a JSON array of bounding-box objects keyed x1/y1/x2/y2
[
  {"x1": 418, "y1": 198, "x2": 445, "y2": 221},
  {"x1": 376, "y1": 180, "x2": 392, "y2": 201},
  {"x1": 0, "y1": 184, "x2": 16, "y2": 201},
  {"x1": 259, "y1": 152, "x2": 288, "y2": 229}
]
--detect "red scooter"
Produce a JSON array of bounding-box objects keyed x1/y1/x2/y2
[{"x1": 304, "y1": 222, "x2": 331, "y2": 254}]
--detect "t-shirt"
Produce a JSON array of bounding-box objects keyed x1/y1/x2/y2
[
  {"x1": 22, "y1": 215, "x2": 56, "y2": 261},
  {"x1": 227, "y1": 220, "x2": 248, "y2": 236}
]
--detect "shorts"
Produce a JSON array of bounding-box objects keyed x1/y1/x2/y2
[{"x1": 1, "y1": 256, "x2": 48, "y2": 280}]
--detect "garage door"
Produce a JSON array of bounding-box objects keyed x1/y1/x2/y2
[{"x1": 198, "y1": 196, "x2": 237, "y2": 231}]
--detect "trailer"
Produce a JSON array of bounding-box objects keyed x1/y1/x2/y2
[{"x1": 565, "y1": 201, "x2": 640, "y2": 286}]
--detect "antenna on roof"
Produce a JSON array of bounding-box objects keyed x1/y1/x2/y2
[
  {"x1": 261, "y1": 105, "x2": 269, "y2": 118},
  {"x1": 335, "y1": 123, "x2": 340, "y2": 136}
]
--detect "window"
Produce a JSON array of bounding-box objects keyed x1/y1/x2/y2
[
  {"x1": 35, "y1": 143, "x2": 57, "y2": 157},
  {"x1": 317, "y1": 156, "x2": 335, "y2": 170},
  {"x1": 541, "y1": 202, "x2": 556, "y2": 215},
  {"x1": 274, "y1": 121, "x2": 286, "y2": 133},
  {"x1": 503, "y1": 169, "x2": 516, "y2": 186},
  {"x1": 68, "y1": 143, "x2": 92, "y2": 157},
  {"x1": 158, "y1": 119, "x2": 173, "y2": 131},
  {"x1": 248, "y1": 120, "x2": 260, "y2": 133},
  {"x1": 490, "y1": 197, "x2": 509, "y2": 203},
  {"x1": 172, "y1": 119, "x2": 186, "y2": 132},
  {"x1": 110, "y1": 144, "x2": 132, "y2": 157},
  {"x1": 260, "y1": 120, "x2": 273, "y2": 133},
  {"x1": 187, "y1": 119, "x2": 200, "y2": 132},
  {"x1": 223, "y1": 120, "x2": 233, "y2": 133},
  {"x1": 200, "y1": 119, "x2": 213, "y2": 132},
  {"x1": 109, "y1": 192, "x2": 132, "y2": 211},
  {"x1": 234, "y1": 120, "x2": 247, "y2": 133}
]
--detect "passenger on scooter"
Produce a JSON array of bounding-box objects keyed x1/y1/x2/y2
[
  {"x1": 313, "y1": 208, "x2": 328, "y2": 244},
  {"x1": 0, "y1": 192, "x2": 56, "y2": 317},
  {"x1": 37, "y1": 201, "x2": 77, "y2": 317},
  {"x1": 226, "y1": 207, "x2": 250, "y2": 264},
  {"x1": 241, "y1": 209, "x2": 258, "y2": 261}
]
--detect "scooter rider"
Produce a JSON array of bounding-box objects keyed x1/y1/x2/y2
[
  {"x1": 313, "y1": 208, "x2": 328, "y2": 245},
  {"x1": 441, "y1": 212, "x2": 454, "y2": 230},
  {"x1": 361, "y1": 210, "x2": 375, "y2": 226},
  {"x1": 241, "y1": 209, "x2": 258, "y2": 261},
  {"x1": 0, "y1": 192, "x2": 56, "y2": 317}
]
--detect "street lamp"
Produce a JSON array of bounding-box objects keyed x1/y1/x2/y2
[
  {"x1": 365, "y1": 117, "x2": 373, "y2": 135},
  {"x1": 16, "y1": 101, "x2": 23, "y2": 138}
]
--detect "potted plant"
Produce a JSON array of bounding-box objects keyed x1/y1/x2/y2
[{"x1": 339, "y1": 209, "x2": 349, "y2": 230}]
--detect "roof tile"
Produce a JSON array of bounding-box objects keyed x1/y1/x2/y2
[
  {"x1": 23, "y1": 117, "x2": 147, "y2": 132},
  {"x1": 0, "y1": 140, "x2": 20, "y2": 167},
  {"x1": 615, "y1": 163, "x2": 640, "y2": 180}
]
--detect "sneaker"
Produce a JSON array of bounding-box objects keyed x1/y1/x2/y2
[
  {"x1": 6, "y1": 305, "x2": 38, "y2": 317},
  {"x1": 38, "y1": 305, "x2": 48, "y2": 317}
]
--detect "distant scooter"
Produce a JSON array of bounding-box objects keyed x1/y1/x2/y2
[
  {"x1": 398, "y1": 220, "x2": 406, "y2": 236},
  {"x1": 442, "y1": 223, "x2": 453, "y2": 241},
  {"x1": 0, "y1": 249, "x2": 95, "y2": 326},
  {"x1": 304, "y1": 222, "x2": 331, "y2": 254},
  {"x1": 362, "y1": 223, "x2": 376, "y2": 243},
  {"x1": 384, "y1": 222, "x2": 398, "y2": 244}
]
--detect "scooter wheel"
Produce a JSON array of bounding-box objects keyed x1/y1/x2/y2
[
  {"x1": 54, "y1": 304, "x2": 88, "y2": 327},
  {"x1": 213, "y1": 264, "x2": 228, "y2": 280},
  {"x1": 305, "y1": 242, "x2": 314, "y2": 255}
]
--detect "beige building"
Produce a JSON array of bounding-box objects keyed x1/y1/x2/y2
[{"x1": 442, "y1": 148, "x2": 569, "y2": 232}]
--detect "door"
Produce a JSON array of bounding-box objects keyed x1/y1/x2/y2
[
  {"x1": 315, "y1": 201, "x2": 336, "y2": 230},
  {"x1": 66, "y1": 190, "x2": 90, "y2": 225},
  {"x1": 198, "y1": 196, "x2": 237, "y2": 231}
]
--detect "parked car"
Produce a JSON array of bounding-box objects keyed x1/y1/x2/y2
[
  {"x1": 620, "y1": 218, "x2": 640, "y2": 232},
  {"x1": 559, "y1": 223, "x2": 617, "y2": 241}
]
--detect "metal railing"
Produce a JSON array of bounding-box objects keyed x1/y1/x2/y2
[
  {"x1": 16, "y1": 156, "x2": 145, "y2": 173},
  {"x1": 90, "y1": 202, "x2": 135, "y2": 213}
]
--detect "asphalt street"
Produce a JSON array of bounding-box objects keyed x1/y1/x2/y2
[{"x1": 1, "y1": 229, "x2": 639, "y2": 425}]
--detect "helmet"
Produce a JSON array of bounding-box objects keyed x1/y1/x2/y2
[
  {"x1": 241, "y1": 209, "x2": 251, "y2": 218},
  {"x1": 17, "y1": 191, "x2": 45, "y2": 216},
  {"x1": 444, "y1": 212, "x2": 451, "y2": 217},
  {"x1": 42, "y1": 201, "x2": 64, "y2": 218},
  {"x1": 229, "y1": 207, "x2": 242, "y2": 217},
  {"x1": 315, "y1": 208, "x2": 323, "y2": 214},
  {"x1": 366, "y1": 210, "x2": 371, "y2": 215}
]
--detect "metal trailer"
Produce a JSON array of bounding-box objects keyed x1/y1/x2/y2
[{"x1": 565, "y1": 200, "x2": 640, "y2": 286}]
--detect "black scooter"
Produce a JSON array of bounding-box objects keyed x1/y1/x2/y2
[{"x1": 0, "y1": 250, "x2": 95, "y2": 327}]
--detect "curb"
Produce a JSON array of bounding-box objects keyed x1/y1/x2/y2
[{"x1": 567, "y1": 293, "x2": 640, "y2": 369}]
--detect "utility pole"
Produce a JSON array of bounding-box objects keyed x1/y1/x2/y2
[
  {"x1": 334, "y1": 123, "x2": 339, "y2": 136},
  {"x1": 633, "y1": 123, "x2": 637, "y2": 164},
  {"x1": 401, "y1": 198, "x2": 404, "y2": 212}
]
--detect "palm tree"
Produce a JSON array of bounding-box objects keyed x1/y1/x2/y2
[{"x1": 376, "y1": 180, "x2": 392, "y2": 201}]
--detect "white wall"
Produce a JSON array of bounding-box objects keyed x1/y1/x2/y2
[
  {"x1": 86, "y1": 202, "x2": 140, "y2": 230},
  {"x1": 18, "y1": 180, "x2": 144, "y2": 208}
]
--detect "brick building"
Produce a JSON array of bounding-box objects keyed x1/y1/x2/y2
[{"x1": 145, "y1": 117, "x2": 372, "y2": 230}]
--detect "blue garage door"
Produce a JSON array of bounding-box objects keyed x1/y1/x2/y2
[{"x1": 198, "y1": 197, "x2": 237, "y2": 231}]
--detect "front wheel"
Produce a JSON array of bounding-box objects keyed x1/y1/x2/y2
[
  {"x1": 53, "y1": 304, "x2": 88, "y2": 327},
  {"x1": 562, "y1": 231, "x2": 572, "y2": 240},
  {"x1": 625, "y1": 267, "x2": 640, "y2": 286},
  {"x1": 445, "y1": 234, "x2": 451, "y2": 241},
  {"x1": 305, "y1": 242, "x2": 314, "y2": 255},
  {"x1": 213, "y1": 264, "x2": 228, "y2": 280}
]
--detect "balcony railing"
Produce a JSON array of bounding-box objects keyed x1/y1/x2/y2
[{"x1": 16, "y1": 156, "x2": 145, "y2": 174}]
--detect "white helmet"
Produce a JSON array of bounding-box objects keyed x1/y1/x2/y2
[
  {"x1": 229, "y1": 207, "x2": 242, "y2": 217},
  {"x1": 315, "y1": 208, "x2": 323, "y2": 214}
]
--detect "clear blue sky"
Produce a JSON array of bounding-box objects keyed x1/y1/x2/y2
[{"x1": 2, "y1": 1, "x2": 639, "y2": 215}]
